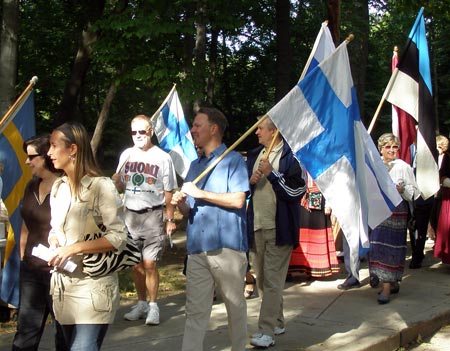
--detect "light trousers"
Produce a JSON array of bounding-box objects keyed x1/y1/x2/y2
[
  {"x1": 182, "y1": 248, "x2": 247, "y2": 351},
  {"x1": 252, "y1": 228, "x2": 292, "y2": 337}
]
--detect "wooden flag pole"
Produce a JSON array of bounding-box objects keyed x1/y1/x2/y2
[
  {"x1": 367, "y1": 98, "x2": 386, "y2": 134},
  {"x1": 368, "y1": 46, "x2": 399, "y2": 135},
  {"x1": 0, "y1": 76, "x2": 38, "y2": 132},
  {"x1": 150, "y1": 83, "x2": 177, "y2": 122},
  {"x1": 192, "y1": 115, "x2": 269, "y2": 184},
  {"x1": 264, "y1": 130, "x2": 280, "y2": 160},
  {"x1": 367, "y1": 68, "x2": 400, "y2": 135},
  {"x1": 193, "y1": 33, "x2": 357, "y2": 185}
]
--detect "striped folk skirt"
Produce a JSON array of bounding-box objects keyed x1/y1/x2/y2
[
  {"x1": 369, "y1": 201, "x2": 409, "y2": 283},
  {"x1": 289, "y1": 206, "x2": 340, "y2": 278}
]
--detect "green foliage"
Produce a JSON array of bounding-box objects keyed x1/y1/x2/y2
[{"x1": 13, "y1": 0, "x2": 450, "y2": 165}]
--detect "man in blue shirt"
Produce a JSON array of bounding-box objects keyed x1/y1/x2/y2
[{"x1": 172, "y1": 107, "x2": 249, "y2": 351}]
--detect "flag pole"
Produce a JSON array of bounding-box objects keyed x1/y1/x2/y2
[
  {"x1": 367, "y1": 54, "x2": 400, "y2": 134},
  {"x1": 264, "y1": 130, "x2": 280, "y2": 160},
  {"x1": 150, "y1": 83, "x2": 177, "y2": 122},
  {"x1": 298, "y1": 20, "x2": 329, "y2": 82},
  {"x1": 0, "y1": 76, "x2": 38, "y2": 132},
  {"x1": 193, "y1": 33, "x2": 357, "y2": 184},
  {"x1": 192, "y1": 115, "x2": 268, "y2": 184}
]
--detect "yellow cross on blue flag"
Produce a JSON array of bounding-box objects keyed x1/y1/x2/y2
[{"x1": 0, "y1": 90, "x2": 36, "y2": 307}]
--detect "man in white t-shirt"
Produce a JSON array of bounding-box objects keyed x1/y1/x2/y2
[{"x1": 112, "y1": 115, "x2": 177, "y2": 325}]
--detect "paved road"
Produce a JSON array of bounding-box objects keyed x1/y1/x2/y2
[{"x1": 0, "y1": 237, "x2": 449, "y2": 350}]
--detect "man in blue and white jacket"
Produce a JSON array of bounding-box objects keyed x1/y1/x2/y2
[{"x1": 247, "y1": 117, "x2": 306, "y2": 348}]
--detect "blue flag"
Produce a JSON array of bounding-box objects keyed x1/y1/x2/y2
[
  {"x1": 0, "y1": 91, "x2": 36, "y2": 307},
  {"x1": 268, "y1": 42, "x2": 402, "y2": 280},
  {"x1": 153, "y1": 88, "x2": 197, "y2": 178}
]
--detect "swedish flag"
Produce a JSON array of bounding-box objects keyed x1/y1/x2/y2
[{"x1": 0, "y1": 91, "x2": 35, "y2": 307}]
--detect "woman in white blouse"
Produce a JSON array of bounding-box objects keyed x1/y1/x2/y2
[
  {"x1": 368, "y1": 133, "x2": 419, "y2": 304},
  {"x1": 47, "y1": 122, "x2": 127, "y2": 350}
]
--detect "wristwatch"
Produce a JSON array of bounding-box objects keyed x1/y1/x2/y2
[{"x1": 165, "y1": 218, "x2": 175, "y2": 223}]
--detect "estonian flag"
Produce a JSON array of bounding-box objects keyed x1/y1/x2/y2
[{"x1": 384, "y1": 7, "x2": 439, "y2": 199}]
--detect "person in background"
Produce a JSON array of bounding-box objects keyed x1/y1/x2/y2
[
  {"x1": 112, "y1": 114, "x2": 177, "y2": 325},
  {"x1": 0, "y1": 161, "x2": 3, "y2": 198},
  {"x1": 171, "y1": 107, "x2": 249, "y2": 351},
  {"x1": 12, "y1": 135, "x2": 66, "y2": 351},
  {"x1": 47, "y1": 122, "x2": 127, "y2": 350},
  {"x1": 430, "y1": 135, "x2": 450, "y2": 264},
  {"x1": 409, "y1": 196, "x2": 434, "y2": 269},
  {"x1": 246, "y1": 117, "x2": 305, "y2": 348},
  {"x1": 288, "y1": 173, "x2": 339, "y2": 279},
  {"x1": 0, "y1": 161, "x2": 8, "y2": 230},
  {"x1": 369, "y1": 133, "x2": 419, "y2": 304}
]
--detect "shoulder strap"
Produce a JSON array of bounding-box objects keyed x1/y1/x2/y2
[{"x1": 87, "y1": 177, "x2": 106, "y2": 231}]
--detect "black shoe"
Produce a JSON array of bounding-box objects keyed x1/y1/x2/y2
[
  {"x1": 337, "y1": 281, "x2": 360, "y2": 290},
  {"x1": 409, "y1": 260, "x2": 422, "y2": 269},
  {"x1": 369, "y1": 274, "x2": 380, "y2": 288},
  {"x1": 377, "y1": 294, "x2": 390, "y2": 304},
  {"x1": 377, "y1": 282, "x2": 400, "y2": 295},
  {"x1": 390, "y1": 282, "x2": 400, "y2": 294}
]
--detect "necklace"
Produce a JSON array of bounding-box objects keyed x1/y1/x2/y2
[{"x1": 33, "y1": 190, "x2": 49, "y2": 205}]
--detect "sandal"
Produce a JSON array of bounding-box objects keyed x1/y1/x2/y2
[{"x1": 244, "y1": 275, "x2": 256, "y2": 299}]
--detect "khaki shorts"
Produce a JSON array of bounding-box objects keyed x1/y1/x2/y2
[{"x1": 124, "y1": 208, "x2": 165, "y2": 261}]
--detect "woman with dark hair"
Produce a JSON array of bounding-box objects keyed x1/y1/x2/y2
[
  {"x1": 12, "y1": 135, "x2": 66, "y2": 350},
  {"x1": 47, "y1": 122, "x2": 127, "y2": 350}
]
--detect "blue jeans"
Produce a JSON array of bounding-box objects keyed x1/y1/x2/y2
[
  {"x1": 12, "y1": 265, "x2": 66, "y2": 351},
  {"x1": 62, "y1": 324, "x2": 108, "y2": 351}
]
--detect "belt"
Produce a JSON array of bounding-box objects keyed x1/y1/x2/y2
[{"x1": 126, "y1": 205, "x2": 164, "y2": 214}]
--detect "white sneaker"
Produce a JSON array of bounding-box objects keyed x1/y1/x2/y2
[
  {"x1": 252, "y1": 327, "x2": 285, "y2": 339},
  {"x1": 250, "y1": 334, "x2": 275, "y2": 348},
  {"x1": 124, "y1": 302, "x2": 149, "y2": 321},
  {"x1": 251, "y1": 332, "x2": 263, "y2": 339},
  {"x1": 274, "y1": 326, "x2": 285, "y2": 335},
  {"x1": 145, "y1": 303, "x2": 160, "y2": 325}
]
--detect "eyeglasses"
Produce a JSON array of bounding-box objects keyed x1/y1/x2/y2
[
  {"x1": 383, "y1": 145, "x2": 399, "y2": 150},
  {"x1": 131, "y1": 130, "x2": 148, "y2": 136},
  {"x1": 27, "y1": 154, "x2": 41, "y2": 160}
]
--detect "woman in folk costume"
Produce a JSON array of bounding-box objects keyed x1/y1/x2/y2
[
  {"x1": 430, "y1": 135, "x2": 450, "y2": 264},
  {"x1": 369, "y1": 133, "x2": 419, "y2": 304},
  {"x1": 288, "y1": 173, "x2": 339, "y2": 278}
]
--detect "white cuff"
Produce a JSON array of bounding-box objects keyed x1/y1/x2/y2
[{"x1": 443, "y1": 178, "x2": 450, "y2": 188}]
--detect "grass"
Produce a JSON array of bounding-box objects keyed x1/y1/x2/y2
[{"x1": 119, "y1": 238, "x2": 187, "y2": 300}]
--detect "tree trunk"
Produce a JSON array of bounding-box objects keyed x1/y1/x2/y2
[
  {"x1": 206, "y1": 28, "x2": 219, "y2": 106},
  {"x1": 275, "y1": 0, "x2": 292, "y2": 102},
  {"x1": 221, "y1": 34, "x2": 232, "y2": 117},
  {"x1": 90, "y1": 80, "x2": 117, "y2": 157},
  {"x1": 192, "y1": 1, "x2": 207, "y2": 113},
  {"x1": 343, "y1": 0, "x2": 369, "y2": 123},
  {"x1": 0, "y1": 0, "x2": 19, "y2": 116},
  {"x1": 326, "y1": 0, "x2": 340, "y2": 45},
  {"x1": 54, "y1": 0, "x2": 106, "y2": 126}
]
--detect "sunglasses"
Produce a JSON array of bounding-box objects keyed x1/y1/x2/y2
[
  {"x1": 27, "y1": 154, "x2": 41, "y2": 160},
  {"x1": 131, "y1": 130, "x2": 148, "y2": 136},
  {"x1": 383, "y1": 145, "x2": 399, "y2": 150}
]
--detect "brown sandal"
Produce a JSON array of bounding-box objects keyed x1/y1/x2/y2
[{"x1": 244, "y1": 275, "x2": 256, "y2": 299}]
